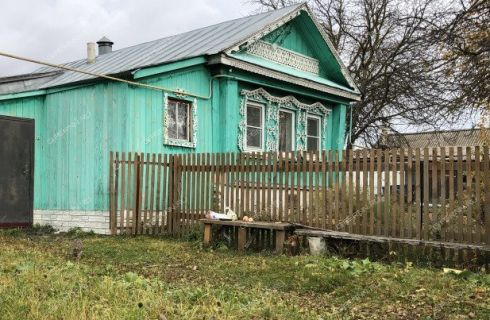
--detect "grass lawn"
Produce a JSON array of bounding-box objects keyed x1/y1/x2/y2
[{"x1": 0, "y1": 229, "x2": 489, "y2": 320}]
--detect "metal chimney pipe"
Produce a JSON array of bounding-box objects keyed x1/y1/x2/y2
[
  {"x1": 97, "y1": 37, "x2": 114, "y2": 55},
  {"x1": 87, "y1": 42, "x2": 96, "y2": 63}
]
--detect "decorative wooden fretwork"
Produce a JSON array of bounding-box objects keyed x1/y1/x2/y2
[{"x1": 247, "y1": 40, "x2": 320, "y2": 75}]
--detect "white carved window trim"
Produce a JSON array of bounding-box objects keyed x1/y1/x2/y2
[
  {"x1": 278, "y1": 108, "x2": 296, "y2": 151},
  {"x1": 238, "y1": 88, "x2": 332, "y2": 152},
  {"x1": 244, "y1": 102, "x2": 265, "y2": 151},
  {"x1": 163, "y1": 93, "x2": 197, "y2": 148},
  {"x1": 306, "y1": 114, "x2": 322, "y2": 151}
]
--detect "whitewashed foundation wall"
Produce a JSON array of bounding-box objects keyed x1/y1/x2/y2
[{"x1": 34, "y1": 210, "x2": 110, "y2": 235}]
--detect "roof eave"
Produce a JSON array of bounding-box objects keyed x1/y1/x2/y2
[{"x1": 208, "y1": 54, "x2": 361, "y2": 102}]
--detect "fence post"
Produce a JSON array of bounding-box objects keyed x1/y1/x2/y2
[
  {"x1": 109, "y1": 151, "x2": 115, "y2": 235},
  {"x1": 167, "y1": 155, "x2": 182, "y2": 235},
  {"x1": 132, "y1": 154, "x2": 141, "y2": 235},
  {"x1": 484, "y1": 146, "x2": 490, "y2": 245}
]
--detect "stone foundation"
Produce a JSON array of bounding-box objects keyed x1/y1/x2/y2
[{"x1": 33, "y1": 210, "x2": 110, "y2": 235}]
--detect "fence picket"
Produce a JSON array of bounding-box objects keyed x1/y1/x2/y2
[
  {"x1": 119, "y1": 152, "x2": 126, "y2": 235},
  {"x1": 279, "y1": 151, "x2": 285, "y2": 222},
  {"x1": 109, "y1": 152, "x2": 115, "y2": 234},
  {"x1": 308, "y1": 151, "x2": 314, "y2": 226},
  {"x1": 315, "y1": 150, "x2": 321, "y2": 227},
  {"x1": 362, "y1": 149, "x2": 368, "y2": 235},
  {"x1": 376, "y1": 149, "x2": 383, "y2": 236},
  {"x1": 399, "y1": 148, "x2": 405, "y2": 238},
  {"x1": 334, "y1": 151, "x2": 340, "y2": 230},
  {"x1": 284, "y1": 152, "x2": 291, "y2": 222},
  {"x1": 466, "y1": 147, "x2": 473, "y2": 243},
  {"x1": 474, "y1": 146, "x2": 481, "y2": 243},
  {"x1": 423, "y1": 148, "x2": 430, "y2": 240},
  {"x1": 149, "y1": 153, "x2": 156, "y2": 234},
  {"x1": 301, "y1": 152, "x2": 308, "y2": 225},
  {"x1": 348, "y1": 150, "x2": 354, "y2": 233},
  {"x1": 440, "y1": 147, "x2": 446, "y2": 241},
  {"x1": 407, "y1": 148, "x2": 413, "y2": 239},
  {"x1": 369, "y1": 149, "x2": 375, "y2": 235},
  {"x1": 155, "y1": 154, "x2": 162, "y2": 234},
  {"x1": 448, "y1": 147, "x2": 455, "y2": 242},
  {"x1": 327, "y1": 150, "x2": 333, "y2": 229},
  {"x1": 415, "y1": 149, "x2": 421, "y2": 240},
  {"x1": 384, "y1": 149, "x2": 390, "y2": 237},
  {"x1": 161, "y1": 154, "x2": 168, "y2": 234},
  {"x1": 431, "y1": 148, "x2": 438, "y2": 241},
  {"x1": 457, "y1": 147, "x2": 464, "y2": 242},
  {"x1": 391, "y1": 149, "x2": 397, "y2": 237},
  {"x1": 126, "y1": 152, "x2": 133, "y2": 235},
  {"x1": 483, "y1": 146, "x2": 490, "y2": 245},
  {"x1": 341, "y1": 150, "x2": 348, "y2": 232}
]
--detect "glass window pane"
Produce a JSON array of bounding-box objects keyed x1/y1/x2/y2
[
  {"x1": 307, "y1": 137, "x2": 319, "y2": 151},
  {"x1": 247, "y1": 105, "x2": 262, "y2": 127},
  {"x1": 177, "y1": 103, "x2": 188, "y2": 140},
  {"x1": 279, "y1": 111, "x2": 293, "y2": 151},
  {"x1": 307, "y1": 117, "x2": 319, "y2": 136},
  {"x1": 246, "y1": 127, "x2": 262, "y2": 148},
  {"x1": 168, "y1": 102, "x2": 178, "y2": 139}
]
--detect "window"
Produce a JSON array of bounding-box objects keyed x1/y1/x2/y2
[
  {"x1": 246, "y1": 103, "x2": 264, "y2": 149},
  {"x1": 167, "y1": 99, "x2": 191, "y2": 142},
  {"x1": 279, "y1": 109, "x2": 295, "y2": 151},
  {"x1": 306, "y1": 115, "x2": 321, "y2": 151}
]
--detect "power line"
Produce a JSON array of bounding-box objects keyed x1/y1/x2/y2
[{"x1": 0, "y1": 51, "x2": 209, "y2": 100}]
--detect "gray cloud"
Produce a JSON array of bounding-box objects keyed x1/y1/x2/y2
[{"x1": 0, "y1": 0, "x2": 258, "y2": 76}]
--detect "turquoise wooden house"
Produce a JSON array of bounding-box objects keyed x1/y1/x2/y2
[{"x1": 0, "y1": 3, "x2": 360, "y2": 233}]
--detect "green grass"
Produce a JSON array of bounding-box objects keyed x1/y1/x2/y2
[{"x1": 0, "y1": 229, "x2": 489, "y2": 319}]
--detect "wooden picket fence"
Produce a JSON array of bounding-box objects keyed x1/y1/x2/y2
[{"x1": 109, "y1": 147, "x2": 490, "y2": 246}]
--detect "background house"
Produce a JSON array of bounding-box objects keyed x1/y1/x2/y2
[
  {"x1": 0, "y1": 4, "x2": 360, "y2": 233},
  {"x1": 380, "y1": 128, "x2": 489, "y2": 149},
  {"x1": 374, "y1": 128, "x2": 489, "y2": 204}
]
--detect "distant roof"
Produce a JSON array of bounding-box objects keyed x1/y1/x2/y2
[
  {"x1": 0, "y1": 4, "x2": 308, "y2": 93},
  {"x1": 381, "y1": 128, "x2": 490, "y2": 148}
]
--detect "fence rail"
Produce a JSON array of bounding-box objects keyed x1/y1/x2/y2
[{"x1": 109, "y1": 147, "x2": 490, "y2": 245}]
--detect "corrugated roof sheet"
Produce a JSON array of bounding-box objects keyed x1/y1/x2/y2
[
  {"x1": 383, "y1": 129, "x2": 490, "y2": 148},
  {"x1": 15, "y1": 4, "x2": 304, "y2": 91}
]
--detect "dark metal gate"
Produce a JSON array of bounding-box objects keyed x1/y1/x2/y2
[{"x1": 0, "y1": 116, "x2": 34, "y2": 228}]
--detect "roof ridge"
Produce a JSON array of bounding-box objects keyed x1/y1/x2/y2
[
  {"x1": 30, "y1": 3, "x2": 304, "y2": 75},
  {"x1": 112, "y1": 4, "x2": 303, "y2": 53},
  {"x1": 390, "y1": 128, "x2": 486, "y2": 136}
]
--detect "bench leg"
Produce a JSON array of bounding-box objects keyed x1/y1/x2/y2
[
  {"x1": 238, "y1": 227, "x2": 247, "y2": 251},
  {"x1": 275, "y1": 230, "x2": 286, "y2": 254},
  {"x1": 203, "y1": 224, "x2": 212, "y2": 245}
]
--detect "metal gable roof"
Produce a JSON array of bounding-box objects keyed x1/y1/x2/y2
[
  {"x1": 382, "y1": 129, "x2": 490, "y2": 148},
  {"x1": 23, "y1": 4, "x2": 305, "y2": 90}
]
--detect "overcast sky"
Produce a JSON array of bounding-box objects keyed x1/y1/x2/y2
[{"x1": 0, "y1": 0, "x2": 258, "y2": 76}]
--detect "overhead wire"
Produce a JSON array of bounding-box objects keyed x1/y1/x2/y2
[{"x1": 0, "y1": 51, "x2": 209, "y2": 100}]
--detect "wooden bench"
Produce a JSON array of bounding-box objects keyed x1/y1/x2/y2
[
  {"x1": 295, "y1": 229, "x2": 490, "y2": 252},
  {"x1": 200, "y1": 219, "x2": 295, "y2": 253}
]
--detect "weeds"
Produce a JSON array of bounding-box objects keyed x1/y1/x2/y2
[{"x1": 0, "y1": 230, "x2": 488, "y2": 319}]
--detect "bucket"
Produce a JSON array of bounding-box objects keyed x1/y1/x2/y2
[{"x1": 308, "y1": 237, "x2": 326, "y2": 256}]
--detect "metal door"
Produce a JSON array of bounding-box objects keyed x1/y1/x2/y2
[{"x1": 0, "y1": 116, "x2": 34, "y2": 227}]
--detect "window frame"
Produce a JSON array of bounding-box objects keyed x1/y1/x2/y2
[
  {"x1": 245, "y1": 102, "x2": 265, "y2": 151},
  {"x1": 167, "y1": 98, "x2": 192, "y2": 142},
  {"x1": 306, "y1": 114, "x2": 321, "y2": 151},
  {"x1": 163, "y1": 94, "x2": 197, "y2": 148},
  {"x1": 278, "y1": 108, "x2": 296, "y2": 151}
]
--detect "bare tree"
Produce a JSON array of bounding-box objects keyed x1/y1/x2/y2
[
  {"x1": 437, "y1": 0, "x2": 489, "y2": 111},
  {"x1": 250, "y1": 0, "x2": 476, "y2": 147}
]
